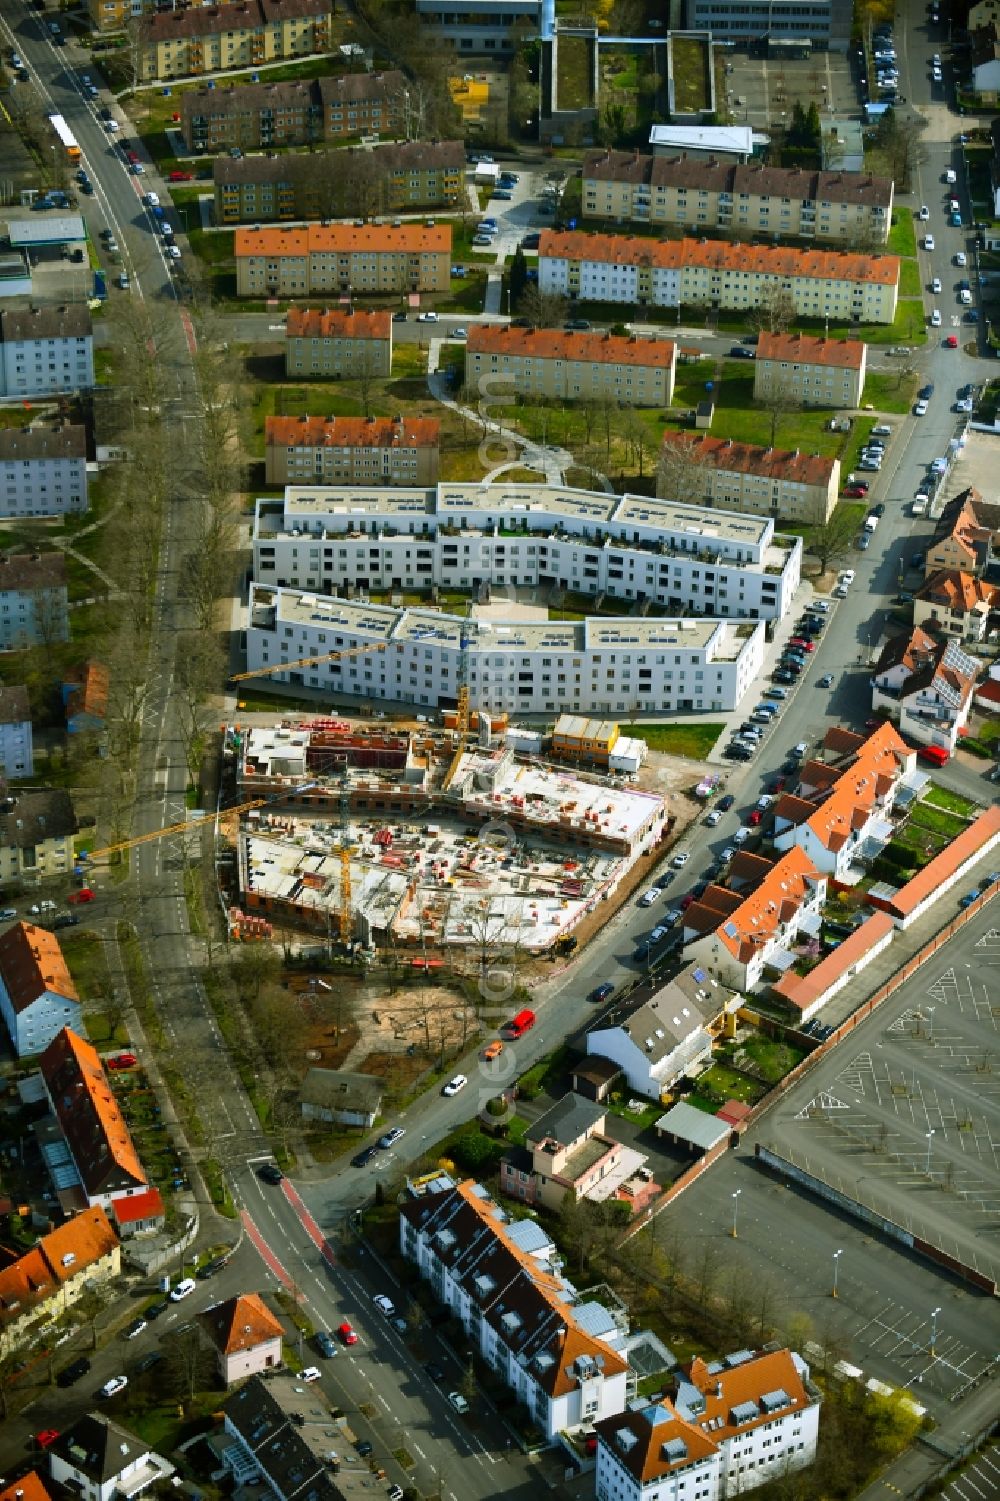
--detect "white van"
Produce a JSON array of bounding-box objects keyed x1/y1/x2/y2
[
  {"x1": 733, "y1": 826, "x2": 751, "y2": 846},
  {"x1": 169, "y1": 1278, "x2": 196, "y2": 1302},
  {"x1": 638, "y1": 887, "x2": 659, "y2": 908}
]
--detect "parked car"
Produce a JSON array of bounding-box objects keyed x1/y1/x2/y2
[
  {"x1": 449, "y1": 1392, "x2": 470, "y2": 1415},
  {"x1": 56, "y1": 1357, "x2": 91, "y2": 1388},
  {"x1": 257, "y1": 1163, "x2": 284, "y2": 1184},
  {"x1": 590, "y1": 982, "x2": 615, "y2": 1003},
  {"x1": 298, "y1": 1367, "x2": 322, "y2": 1383},
  {"x1": 376, "y1": 1127, "x2": 406, "y2": 1149},
  {"x1": 717, "y1": 794, "x2": 735, "y2": 812},
  {"x1": 351, "y1": 1145, "x2": 378, "y2": 1168},
  {"x1": 442, "y1": 1074, "x2": 468, "y2": 1096},
  {"x1": 169, "y1": 1278, "x2": 196, "y2": 1302},
  {"x1": 106, "y1": 1052, "x2": 137, "y2": 1070},
  {"x1": 100, "y1": 1376, "x2": 128, "y2": 1399}
]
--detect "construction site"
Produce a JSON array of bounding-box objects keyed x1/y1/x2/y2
[{"x1": 228, "y1": 717, "x2": 669, "y2": 952}]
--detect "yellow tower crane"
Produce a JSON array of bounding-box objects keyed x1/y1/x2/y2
[{"x1": 227, "y1": 640, "x2": 389, "y2": 685}]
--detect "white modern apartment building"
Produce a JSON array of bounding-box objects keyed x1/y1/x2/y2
[
  {"x1": 0, "y1": 306, "x2": 94, "y2": 399},
  {"x1": 252, "y1": 484, "x2": 802, "y2": 622},
  {"x1": 595, "y1": 1348, "x2": 820, "y2": 1501},
  {"x1": 246, "y1": 586, "x2": 766, "y2": 716},
  {"x1": 0, "y1": 423, "x2": 88, "y2": 520},
  {"x1": 400, "y1": 1178, "x2": 631, "y2": 1441}
]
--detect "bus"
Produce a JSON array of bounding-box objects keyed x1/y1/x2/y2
[{"x1": 48, "y1": 113, "x2": 81, "y2": 162}]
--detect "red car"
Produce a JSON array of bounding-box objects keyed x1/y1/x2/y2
[
  {"x1": 68, "y1": 887, "x2": 95, "y2": 904},
  {"x1": 842, "y1": 485, "x2": 868, "y2": 498},
  {"x1": 680, "y1": 893, "x2": 695, "y2": 910},
  {"x1": 126, "y1": 150, "x2": 140, "y2": 165},
  {"x1": 944, "y1": 335, "x2": 959, "y2": 348},
  {"x1": 749, "y1": 810, "x2": 763, "y2": 826},
  {"x1": 35, "y1": 1431, "x2": 60, "y2": 1450},
  {"x1": 338, "y1": 1321, "x2": 358, "y2": 1345},
  {"x1": 771, "y1": 776, "x2": 786, "y2": 793},
  {"x1": 168, "y1": 170, "x2": 193, "y2": 182},
  {"x1": 106, "y1": 1052, "x2": 137, "y2": 1070}
]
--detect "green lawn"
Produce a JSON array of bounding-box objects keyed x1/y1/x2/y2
[
  {"x1": 736, "y1": 1034, "x2": 807, "y2": 1084},
  {"x1": 887, "y1": 207, "x2": 918, "y2": 259},
  {"x1": 61, "y1": 930, "x2": 114, "y2": 1007},
  {"x1": 666, "y1": 365, "x2": 845, "y2": 458},
  {"x1": 906, "y1": 803, "x2": 969, "y2": 839},
  {"x1": 898, "y1": 258, "x2": 923, "y2": 299},
  {"x1": 924, "y1": 785, "x2": 980, "y2": 817},
  {"x1": 862, "y1": 368, "x2": 919, "y2": 415},
  {"x1": 557, "y1": 33, "x2": 594, "y2": 111},
  {"x1": 619, "y1": 722, "x2": 725, "y2": 759}
]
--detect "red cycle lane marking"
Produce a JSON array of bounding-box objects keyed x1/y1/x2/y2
[
  {"x1": 180, "y1": 309, "x2": 197, "y2": 357},
  {"x1": 282, "y1": 1181, "x2": 337, "y2": 1269},
  {"x1": 241, "y1": 1209, "x2": 297, "y2": 1292}
]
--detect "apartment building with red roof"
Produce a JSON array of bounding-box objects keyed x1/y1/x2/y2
[
  {"x1": 538, "y1": 231, "x2": 899, "y2": 324},
  {"x1": 914, "y1": 568, "x2": 999, "y2": 643},
  {"x1": 683, "y1": 847, "x2": 826, "y2": 991},
  {"x1": 284, "y1": 307, "x2": 392, "y2": 381},
  {"x1": 0, "y1": 1205, "x2": 119, "y2": 1357},
  {"x1": 754, "y1": 331, "x2": 867, "y2": 409},
  {"x1": 657, "y1": 433, "x2": 839, "y2": 523},
  {"x1": 400, "y1": 1178, "x2": 630, "y2": 1439},
  {"x1": 583, "y1": 147, "x2": 891, "y2": 245},
  {"x1": 39, "y1": 1028, "x2": 148, "y2": 1211},
  {"x1": 200, "y1": 1293, "x2": 284, "y2": 1385},
  {"x1": 265, "y1": 414, "x2": 440, "y2": 487},
  {"x1": 465, "y1": 326, "x2": 676, "y2": 406},
  {"x1": 872, "y1": 629, "x2": 978, "y2": 753},
  {"x1": 771, "y1": 722, "x2": 915, "y2": 882},
  {"x1": 235, "y1": 223, "x2": 451, "y2": 297},
  {"x1": 926, "y1": 488, "x2": 1000, "y2": 579},
  {"x1": 0, "y1": 921, "x2": 81, "y2": 1058},
  {"x1": 595, "y1": 1346, "x2": 820, "y2": 1501}
]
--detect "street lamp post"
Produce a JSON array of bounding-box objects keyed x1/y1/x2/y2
[
  {"x1": 731, "y1": 1189, "x2": 741, "y2": 1238},
  {"x1": 925, "y1": 1129, "x2": 935, "y2": 1176},
  {"x1": 831, "y1": 1248, "x2": 843, "y2": 1298},
  {"x1": 930, "y1": 1305, "x2": 941, "y2": 1357}
]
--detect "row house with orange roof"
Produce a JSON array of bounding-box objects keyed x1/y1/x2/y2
[
  {"x1": 0, "y1": 1205, "x2": 120, "y2": 1357},
  {"x1": 235, "y1": 223, "x2": 451, "y2": 298},
  {"x1": 926, "y1": 488, "x2": 1000, "y2": 581},
  {"x1": 284, "y1": 307, "x2": 392, "y2": 380},
  {"x1": 265, "y1": 415, "x2": 440, "y2": 487},
  {"x1": 465, "y1": 326, "x2": 677, "y2": 407},
  {"x1": 39, "y1": 1028, "x2": 151, "y2": 1218},
  {"x1": 914, "y1": 568, "x2": 999, "y2": 644},
  {"x1": 872, "y1": 629, "x2": 978, "y2": 754},
  {"x1": 771, "y1": 723, "x2": 915, "y2": 882},
  {"x1": 753, "y1": 331, "x2": 867, "y2": 410},
  {"x1": 658, "y1": 434, "x2": 839, "y2": 524},
  {"x1": 682, "y1": 847, "x2": 827, "y2": 992},
  {"x1": 0, "y1": 921, "x2": 81, "y2": 1058},
  {"x1": 400, "y1": 1178, "x2": 631, "y2": 1440},
  {"x1": 595, "y1": 1346, "x2": 820, "y2": 1501},
  {"x1": 538, "y1": 231, "x2": 899, "y2": 324}
]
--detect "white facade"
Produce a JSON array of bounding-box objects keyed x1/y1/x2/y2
[
  {"x1": 253, "y1": 484, "x2": 802, "y2": 623},
  {"x1": 0, "y1": 979, "x2": 80, "y2": 1060},
  {"x1": 0, "y1": 687, "x2": 33, "y2": 778},
  {"x1": 247, "y1": 585, "x2": 766, "y2": 717},
  {"x1": 0, "y1": 426, "x2": 88, "y2": 520},
  {"x1": 0, "y1": 308, "x2": 94, "y2": 398},
  {"x1": 400, "y1": 1179, "x2": 631, "y2": 1442}
]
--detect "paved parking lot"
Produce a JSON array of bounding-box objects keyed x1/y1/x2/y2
[
  {"x1": 722, "y1": 52, "x2": 858, "y2": 135},
  {"x1": 764, "y1": 904, "x2": 1000, "y2": 1301},
  {"x1": 940, "y1": 1443, "x2": 1000, "y2": 1501}
]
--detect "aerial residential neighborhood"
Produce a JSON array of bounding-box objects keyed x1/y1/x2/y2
[{"x1": 0, "y1": 3, "x2": 999, "y2": 1501}]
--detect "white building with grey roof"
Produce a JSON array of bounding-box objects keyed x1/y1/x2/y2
[
  {"x1": 587, "y1": 963, "x2": 737, "y2": 1101},
  {"x1": 0, "y1": 422, "x2": 87, "y2": 519},
  {"x1": 0, "y1": 305, "x2": 94, "y2": 398},
  {"x1": 246, "y1": 584, "x2": 765, "y2": 717},
  {"x1": 0, "y1": 684, "x2": 33, "y2": 779},
  {"x1": 253, "y1": 482, "x2": 802, "y2": 623}
]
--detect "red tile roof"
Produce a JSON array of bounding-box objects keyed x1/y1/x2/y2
[
  {"x1": 40, "y1": 1029, "x2": 146, "y2": 1198},
  {"x1": 0, "y1": 1207, "x2": 118, "y2": 1329},
  {"x1": 583, "y1": 149, "x2": 892, "y2": 209},
  {"x1": 916, "y1": 568, "x2": 998, "y2": 613},
  {"x1": 539, "y1": 230, "x2": 900, "y2": 285},
  {"x1": 0, "y1": 922, "x2": 78, "y2": 1015},
  {"x1": 713, "y1": 847, "x2": 821, "y2": 961},
  {"x1": 111, "y1": 1186, "x2": 165, "y2": 1226},
  {"x1": 236, "y1": 223, "x2": 450, "y2": 258},
  {"x1": 466, "y1": 324, "x2": 675, "y2": 369},
  {"x1": 265, "y1": 414, "x2": 440, "y2": 450},
  {"x1": 773, "y1": 911, "x2": 895, "y2": 1012},
  {"x1": 687, "y1": 1348, "x2": 810, "y2": 1440},
  {"x1": 285, "y1": 307, "x2": 391, "y2": 342},
  {"x1": 798, "y1": 721, "x2": 912, "y2": 855},
  {"x1": 886, "y1": 806, "x2": 1000, "y2": 918},
  {"x1": 0, "y1": 1474, "x2": 58, "y2": 1501},
  {"x1": 200, "y1": 1292, "x2": 284, "y2": 1355},
  {"x1": 873, "y1": 624, "x2": 940, "y2": 678},
  {"x1": 65, "y1": 660, "x2": 109, "y2": 724},
  {"x1": 756, "y1": 330, "x2": 866, "y2": 370},
  {"x1": 660, "y1": 433, "x2": 836, "y2": 488}
]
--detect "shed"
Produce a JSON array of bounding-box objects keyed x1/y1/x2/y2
[
  {"x1": 654, "y1": 1101, "x2": 729, "y2": 1154},
  {"x1": 716, "y1": 1098, "x2": 752, "y2": 1129},
  {"x1": 695, "y1": 400, "x2": 714, "y2": 430},
  {"x1": 571, "y1": 1056, "x2": 622, "y2": 1102}
]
